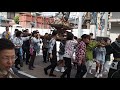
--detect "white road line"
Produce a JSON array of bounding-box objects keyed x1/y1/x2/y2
[{"x1": 18, "y1": 71, "x2": 37, "y2": 78}]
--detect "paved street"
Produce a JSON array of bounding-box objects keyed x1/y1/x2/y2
[{"x1": 18, "y1": 54, "x2": 109, "y2": 78}]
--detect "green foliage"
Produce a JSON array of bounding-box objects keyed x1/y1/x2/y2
[{"x1": 14, "y1": 16, "x2": 19, "y2": 24}]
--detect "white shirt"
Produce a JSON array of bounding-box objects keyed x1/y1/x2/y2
[
  {"x1": 64, "y1": 40, "x2": 78, "y2": 58},
  {"x1": 13, "y1": 36, "x2": 30, "y2": 47},
  {"x1": 30, "y1": 37, "x2": 41, "y2": 48},
  {"x1": 48, "y1": 38, "x2": 56, "y2": 54}
]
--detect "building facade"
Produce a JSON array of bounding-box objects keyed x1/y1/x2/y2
[
  {"x1": 19, "y1": 13, "x2": 54, "y2": 29},
  {"x1": 0, "y1": 12, "x2": 25, "y2": 27},
  {"x1": 0, "y1": 12, "x2": 13, "y2": 27},
  {"x1": 82, "y1": 12, "x2": 91, "y2": 29},
  {"x1": 0, "y1": 12, "x2": 54, "y2": 29},
  {"x1": 109, "y1": 12, "x2": 120, "y2": 42}
]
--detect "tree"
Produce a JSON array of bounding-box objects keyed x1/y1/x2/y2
[{"x1": 14, "y1": 16, "x2": 19, "y2": 24}]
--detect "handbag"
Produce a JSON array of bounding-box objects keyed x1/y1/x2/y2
[{"x1": 30, "y1": 47, "x2": 34, "y2": 55}]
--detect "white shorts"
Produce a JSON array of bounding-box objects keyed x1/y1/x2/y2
[
  {"x1": 86, "y1": 60, "x2": 93, "y2": 67},
  {"x1": 59, "y1": 55, "x2": 64, "y2": 60},
  {"x1": 96, "y1": 60, "x2": 105, "y2": 65}
]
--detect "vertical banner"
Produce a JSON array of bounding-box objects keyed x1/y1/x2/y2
[
  {"x1": 90, "y1": 12, "x2": 97, "y2": 37},
  {"x1": 101, "y1": 19, "x2": 105, "y2": 30},
  {"x1": 97, "y1": 12, "x2": 101, "y2": 30}
]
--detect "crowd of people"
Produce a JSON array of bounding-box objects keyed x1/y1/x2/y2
[
  {"x1": 1, "y1": 27, "x2": 42, "y2": 70},
  {"x1": 43, "y1": 30, "x2": 120, "y2": 78},
  {"x1": 43, "y1": 30, "x2": 112, "y2": 78},
  {"x1": 0, "y1": 26, "x2": 120, "y2": 78}
]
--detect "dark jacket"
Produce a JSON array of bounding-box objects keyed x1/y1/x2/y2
[
  {"x1": 105, "y1": 45, "x2": 111, "y2": 61},
  {"x1": 22, "y1": 39, "x2": 30, "y2": 49},
  {"x1": 58, "y1": 40, "x2": 66, "y2": 55},
  {"x1": 106, "y1": 40, "x2": 120, "y2": 59}
]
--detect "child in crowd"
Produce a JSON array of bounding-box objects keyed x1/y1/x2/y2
[{"x1": 95, "y1": 40, "x2": 106, "y2": 78}]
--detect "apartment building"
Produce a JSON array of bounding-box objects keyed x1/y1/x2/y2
[
  {"x1": 0, "y1": 12, "x2": 15, "y2": 26},
  {"x1": 19, "y1": 13, "x2": 54, "y2": 29},
  {"x1": 0, "y1": 12, "x2": 54, "y2": 29},
  {"x1": 0, "y1": 12, "x2": 27, "y2": 26},
  {"x1": 109, "y1": 12, "x2": 120, "y2": 42}
]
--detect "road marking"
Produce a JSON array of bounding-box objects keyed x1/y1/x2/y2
[{"x1": 18, "y1": 71, "x2": 37, "y2": 78}]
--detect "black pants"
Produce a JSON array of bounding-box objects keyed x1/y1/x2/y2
[
  {"x1": 42, "y1": 48, "x2": 48, "y2": 62},
  {"x1": 45, "y1": 56, "x2": 57, "y2": 74},
  {"x1": 108, "y1": 60, "x2": 120, "y2": 78},
  {"x1": 75, "y1": 64, "x2": 87, "y2": 78},
  {"x1": 29, "y1": 51, "x2": 36, "y2": 68},
  {"x1": 61, "y1": 57, "x2": 72, "y2": 78},
  {"x1": 23, "y1": 47, "x2": 30, "y2": 64},
  {"x1": 15, "y1": 53, "x2": 20, "y2": 68},
  {"x1": 15, "y1": 48, "x2": 23, "y2": 68}
]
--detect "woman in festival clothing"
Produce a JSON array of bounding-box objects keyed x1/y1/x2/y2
[
  {"x1": 94, "y1": 40, "x2": 106, "y2": 78},
  {"x1": 29, "y1": 31, "x2": 41, "y2": 70},
  {"x1": 84, "y1": 34, "x2": 98, "y2": 77},
  {"x1": 60, "y1": 32, "x2": 77, "y2": 78},
  {"x1": 35, "y1": 30, "x2": 42, "y2": 55},
  {"x1": 75, "y1": 34, "x2": 90, "y2": 78}
]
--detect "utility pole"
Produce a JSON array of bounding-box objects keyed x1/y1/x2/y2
[
  {"x1": 78, "y1": 12, "x2": 83, "y2": 38},
  {"x1": 35, "y1": 12, "x2": 37, "y2": 28},
  {"x1": 104, "y1": 12, "x2": 108, "y2": 37}
]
